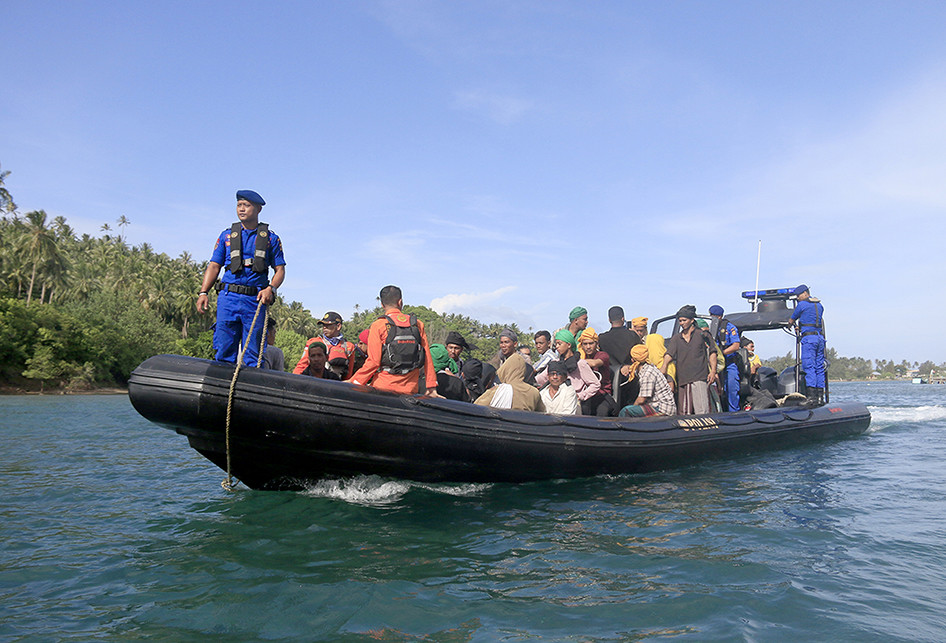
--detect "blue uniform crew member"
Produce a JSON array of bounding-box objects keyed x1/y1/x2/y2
[
  {"x1": 790, "y1": 284, "x2": 826, "y2": 406},
  {"x1": 197, "y1": 190, "x2": 286, "y2": 367},
  {"x1": 709, "y1": 305, "x2": 740, "y2": 412}
]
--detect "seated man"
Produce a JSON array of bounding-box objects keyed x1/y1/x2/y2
[
  {"x1": 459, "y1": 358, "x2": 497, "y2": 401},
  {"x1": 444, "y1": 330, "x2": 473, "y2": 372},
  {"x1": 474, "y1": 353, "x2": 545, "y2": 412},
  {"x1": 488, "y1": 328, "x2": 520, "y2": 370},
  {"x1": 741, "y1": 336, "x2": 762, "y2": 376},
  {"x1": 294, "y1": 311, "x2": 357, "y2": 379},
  {"x1": 430, "y1": 343, "x2": 469, "y2": 402},
  {"x1": 578, "y1": 328, "x2": 616, "y2": 417},
  {"x1": 540, "y1": 360, "x2": 579, "y2": 415},
  {"x1": 262, "y1": 317, "x2": 285, "y2": 371},
  {"x1": 535, "y1": 329, "x2": 600, "y2": 412},
  {"x1": 532, "y1": 330, "x2": 558, "y2": 375},
  {"x1": 564, "y1": 307, "x2": 588, "y2": 339},
  {"x1": 619, "y1": 345, "x2": 677, "y2": 417},
  {"x1": 300, "y1": 342, "x2": 341, "y2": 380}
]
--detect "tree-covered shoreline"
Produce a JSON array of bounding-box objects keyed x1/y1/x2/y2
[{"x1": 1, "y1": 165, "x2": 942, "y2": 392}]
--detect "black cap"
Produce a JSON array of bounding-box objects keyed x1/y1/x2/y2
[
  {"x1": 318, "y1": 311, "x2": 343, "y2": 325},
  {"x1": 445, "y1": 330, "x2": 475, "y2": 350}
]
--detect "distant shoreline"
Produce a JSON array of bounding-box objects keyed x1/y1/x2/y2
[{"x1": 0, "y1": 386, "x2": 128, "y2": 396}]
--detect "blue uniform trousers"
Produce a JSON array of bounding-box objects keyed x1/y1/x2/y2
[
  {"x1": 724, "y1": 361, "x2": 740, "y2": 412},
  {"x1": 213, "y1": 290, "x2": 266, "y2": 367},
  {"x1": 800, "y1": 334, "x2": 826, "y2": 389}
]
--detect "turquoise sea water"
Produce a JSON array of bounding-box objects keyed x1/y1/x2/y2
[{"x1": 1, "y1": 382, "x2": 944, "y2": 641}]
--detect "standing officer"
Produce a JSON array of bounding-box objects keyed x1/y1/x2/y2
[
  {"x1": 197, "y1": 190, "x2": 286, "y2": 367},
  {"x1": 709, "y1": 304, "x2": 740, "y2": 411},
  {"x1": 790, "y1": 284, "x2": 826, "y2": 406}
]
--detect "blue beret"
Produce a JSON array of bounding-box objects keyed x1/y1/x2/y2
[
  {"x1": 794, "y1": 284, "x2": 809, "y2": 296},
  {"x1": 709, "y1": 305, "x2": 724, "y2": 316},
  {"x1": 236, "y1": 190, "x2": 265, "y2": 206}
]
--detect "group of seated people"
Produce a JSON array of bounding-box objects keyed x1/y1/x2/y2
[{"x1": 270, "y1": 301, "x2": 765, "y2": 418}]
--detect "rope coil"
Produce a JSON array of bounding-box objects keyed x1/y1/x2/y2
[{"x1": 221, "y1": 298, "x2": 269, "y2": 492}]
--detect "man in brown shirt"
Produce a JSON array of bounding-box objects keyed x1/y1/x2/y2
[{"x1": 662, "y1": 305, "x2": 718, "y2": 414}]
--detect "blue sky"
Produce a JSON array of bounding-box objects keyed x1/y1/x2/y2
[{"x1": 3, "y1": 1, "x2": 945, "y2": 362}]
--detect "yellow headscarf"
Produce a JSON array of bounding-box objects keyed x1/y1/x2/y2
[
  {"x1": 577, "y1": 327, "x2": 599, "y2": 358},
  {"x1": 625, "y1": 344, "x2": 650, "y2": 381}
]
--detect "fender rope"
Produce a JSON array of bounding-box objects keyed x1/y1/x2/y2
[{"x1": 222, "y1": 297, "x2": 267, "y2": 492}]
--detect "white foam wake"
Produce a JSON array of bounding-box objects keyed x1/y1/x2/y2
[
  {"x1": 867, "y1": 405, "x2": 946, "y2": 431},
  {"x1": 302, "y1": 474, "x2": 491, "y2": 505}
]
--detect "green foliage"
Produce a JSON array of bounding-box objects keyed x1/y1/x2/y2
[
  {"x1": 276, "y1": 328, "x2": 307, "y2": 372},
  {"x1": 175, "y1": 330, "x2": 215, "y2": 360}
]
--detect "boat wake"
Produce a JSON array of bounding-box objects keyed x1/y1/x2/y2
[
  {"x1": 301, "y1": 475, "x2": 491, "y2": 505},
  {"x1": 866, "y1": 405, "x2": 946, "y2": 431}
]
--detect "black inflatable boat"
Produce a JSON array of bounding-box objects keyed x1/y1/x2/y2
[{"x1": 129, "y1": 353, "x2": 871, "y2": 489}]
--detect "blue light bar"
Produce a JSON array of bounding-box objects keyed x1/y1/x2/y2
[{"x1": 741, "y1": 287, "x2": 796, "y2": 300}]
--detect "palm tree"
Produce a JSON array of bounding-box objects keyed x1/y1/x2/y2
[
  {"x1": 117, "y1": 215, "x2": 130, "y2": 243},
  {"x1": 19, "y1": 210, "x2": 63, "y2": 304},
  {"x1": 0, "y1": 163, "x2": 16, "y2": 214}
]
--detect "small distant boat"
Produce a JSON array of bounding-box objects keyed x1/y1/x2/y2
[{"x1": 912, "y1": 377, "x2": 927, "y2": 384}]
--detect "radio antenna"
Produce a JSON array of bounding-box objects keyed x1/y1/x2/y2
[{"x1": 753, "y1": 240, "x2": 762, "y2": 311}]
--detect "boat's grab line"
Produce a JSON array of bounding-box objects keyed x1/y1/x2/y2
[{"x1": 222, "y1": 298, "x2": 268, "y2": 492}]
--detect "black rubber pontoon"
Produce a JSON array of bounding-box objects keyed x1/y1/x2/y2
[{"x1": 129, "y1": 354, "x2": 871, "y2": 489}]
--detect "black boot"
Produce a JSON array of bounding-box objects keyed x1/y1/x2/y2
[{"x1": 806, "y1": 387, "x2": 823, "y2": 408}]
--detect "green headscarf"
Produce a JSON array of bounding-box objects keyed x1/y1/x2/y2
[
  {"x1": 569, "y1": 306, "x2": 587, "y2": 321},
  {"x1": 554, "y1": 328, "x2": 577, "y2": 354},
  {"x1": 429, "y1": 343, "x2": 458, "y2": 373}
]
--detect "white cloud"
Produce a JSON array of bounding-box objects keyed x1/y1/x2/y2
[
  {"x1": 453, "y1": 89, "x2": 533, "y2": 125},
  {"x1": 430, "y1": 285, "x2": 518, "y2": 313}
]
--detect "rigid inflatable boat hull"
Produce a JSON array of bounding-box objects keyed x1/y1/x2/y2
[{"x1": 129, "y1": 355, "x2": 872, "y2": 489}]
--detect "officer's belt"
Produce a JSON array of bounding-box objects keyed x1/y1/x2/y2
[
  {"x1": 221, "y1": 283, "x2": 262, "y2": 296},
  {"x1": 801, "y1": 330, "x2": 823, "y2": 337}
]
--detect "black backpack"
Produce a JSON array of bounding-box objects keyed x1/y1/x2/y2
[{"x1": 380, "y1": 314, "x2": 424, "y2": 374}]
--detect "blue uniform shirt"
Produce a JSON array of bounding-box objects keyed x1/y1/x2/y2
[
  {"x1": 210, "y1": 225, "x2": 286, "y2": 289},
  {"x1": 791, "y1": 300, "x2": 824, "y2": 334},
  {"x1": 719, "y1": 321, "x2": 739, "y2": 364}
]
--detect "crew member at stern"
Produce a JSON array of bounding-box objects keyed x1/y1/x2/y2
[
  {"x1": 790, "y1": 284, "x2": 826, "y2": 407},
  {"x1": 197, "y1": 190, "x2": 286, "y2": 367}
]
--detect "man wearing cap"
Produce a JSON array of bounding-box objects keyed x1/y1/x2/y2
[
  {"x1": 197, "y1": 190, "x2": 286, "y2": 367},
  {"x1": 709, "y1": 305, "x2": 740, "y2": 412},
  {"x1": 444, "y1": 330, "x2": 474, "y2": 372},
  {"x1": 790, "y1": 284, "x2": 826, "y2": 406},
  {"x1": 662, "y1": 305, "x2": 717, "y2": 415},
  {"x1": 488, "y1": 328, "x2": 521, "y2": 370},
  {"x1": 540, "y1": 360, "x2": 579, "y2": 415},
  {"x1": 293, "y1": 311, "x2": 357, "y2": 379},
  {"x1": 535, "y1": 329, "x2": 600, "y2": 409},
  {"x1": 565, "y1": 307, "x2": 589, "y2": 339}
]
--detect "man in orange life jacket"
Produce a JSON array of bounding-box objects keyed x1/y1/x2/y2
[
  {"x1": 197, "y1": 190, "x2": 286, "y2": 367},
  {"x1": 349, "y1": 285, "x2": 440, "y2": 397},
  {"x1": 293, "y1": 311, "x2": 357, "y2": 379}
]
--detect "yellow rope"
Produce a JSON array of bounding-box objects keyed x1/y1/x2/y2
[{"x1": 222, "y1": 297, "x2": 266, "y2": 492}]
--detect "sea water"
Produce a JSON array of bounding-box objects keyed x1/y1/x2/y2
[{"x1": 1, "y1": 382, "x2": 944, "y2": 641}]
